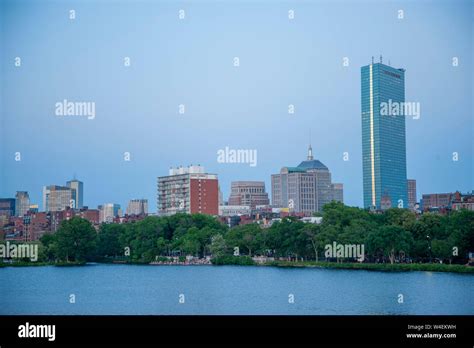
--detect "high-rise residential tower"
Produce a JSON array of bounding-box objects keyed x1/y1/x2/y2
[
  {"x1": 158, "y1": 165, "x2": 219, "y2": 216},
  {"x1": 361, "y1": 60, "x2": 408, "y2": 209}
]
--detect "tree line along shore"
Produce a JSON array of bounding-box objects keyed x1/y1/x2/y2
[{"x1": 1, "y1": 202, "x2": 473, "y2": 273}]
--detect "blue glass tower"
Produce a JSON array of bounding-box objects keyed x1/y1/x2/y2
[{"x1": 361, "y1": 61, "x2": 408, "y2": 209}]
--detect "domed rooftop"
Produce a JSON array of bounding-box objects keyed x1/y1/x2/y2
[
  {"x1": 298, "y1": 159, "x2": 328, "y2": 170},
  {"x1": 297, "y1": 145, "x2": 328, "y2": 171}
]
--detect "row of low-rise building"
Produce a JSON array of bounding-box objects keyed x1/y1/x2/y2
[
  {"x1": 1, "y1": 208, "x2": 100, "y2": 242},
  {"x1": 421, "y1": 191, "x2": 474, "y2": 212},
  {"x1": 0, "y1": 200, "x2": 152, "y2": 241},
  {"x1": 0, "y1": 176, "x2": 151, "y2": 241}
]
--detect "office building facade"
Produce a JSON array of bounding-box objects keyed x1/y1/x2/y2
[
  {"x1": 0, "y1": 198, "x2": 16, "y2": 217},
  {"x1": 407, "y1": 179, "x2": 417, "y2": 209},
  {"x1": 271, "y1": 145, "x2": 343, "y2": 215},
  {"x1": 99, "y1": 203, "x2": 121, "y2": 223},
  {"x1": 43, "y1": 185, "x2": 74, "y2": 212},
  {"x1": 331, "y1": 183, "x2": 344, "y2": 203},
  {"x1": 361, "y1": 61, "x2": 408, "y2": 209},
  {"x1": 228, "y1": 181, "x2": 270, "y2": 208},
  {"x1": 66, "y1": 179, "x2": 84, "y2": 209},
  {"x1": 15, "y1": 191, "x2": 30, "y2": 217},
  {"x1": 126, "y1": 199, "x2": 148, "y2": 215}
]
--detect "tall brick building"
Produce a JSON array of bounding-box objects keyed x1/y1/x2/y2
[{"x1": 158, "y1": 165, "x2": 218, "y2": 216}]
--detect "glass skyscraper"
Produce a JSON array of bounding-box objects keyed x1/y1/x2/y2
[{"x1": 361, "y1": 61, "x2": 408, "y2": 209}]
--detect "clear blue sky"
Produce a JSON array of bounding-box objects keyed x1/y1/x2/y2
[{"x1": 1, "y1": 0, "x2": 472, "y2": 212}]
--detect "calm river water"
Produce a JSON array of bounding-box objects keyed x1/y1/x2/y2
[{"x1": 1, "y1": 264, "x2": 472, "y2": 315}]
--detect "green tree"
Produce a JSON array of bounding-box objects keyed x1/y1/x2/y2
[
  {"x1": 384, "y1": 208, "x2": 417, "y2": 231},
  {"x1": 322, "y1": 201, "x2": 371, "y2": 228},
  {"x1": 97, "y1": 223, "x2": 124, "y2": 258},
  {"x1": 210, "y1": 234, "x2": 226, "y2": 257},
  {"x1": 180, "y1": 227, "x2": 201, "y2": 256},
  {"x1": 225, "y1": 224, "x2": 260, "y2": 256},
  {"x1": 446, "y1": 210, "x2": 474, "y2": 262},
  {"x1": 55, "y1": 217, "x2": 98, "y2": 262},
  {"x1": 39, "y1": 233, "x2": 58, "y2": 262},
  {"x1": 366, "y1": 225, "x2": 413, "y2": 264},
  {"x1": 316, "y1": 225, "x2": 339, "y2": 261},
  {"x1": 431, "y1": 238, "x2": 454, "y2": 263},
  {"x1": 301, "y1": 224, "x2": 321, "y2": 261}
]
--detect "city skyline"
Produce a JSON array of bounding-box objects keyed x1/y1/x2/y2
[
  {"x1": 1, "y1": 0, "x2": 472, "y2": 213},
  {"x1": 1, "y1": 1, "x2": 473, "y2": 341},
  {"x1": 2, "y1": 154, "x2": 472, "y2": 215}
]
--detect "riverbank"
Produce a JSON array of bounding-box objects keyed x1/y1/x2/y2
[
  {"x1": 0, "y1": 261, "x2": 86, "y2": 267},
  {"x1": 2, "y1": 259, "x2": 473, "y2": 273},
  {"x1": 266, "y1": 260, "x2": 474, "y2": 273}
]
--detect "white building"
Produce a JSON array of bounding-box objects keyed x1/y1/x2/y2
[
  {"x1": 218, "y1": 205, "x2": 251, "y2": 217},
  {"x1": 15, "y1": 191, "x2": 30, "y2": 217},
  {"x1": 126, "y1": 199, "x2": 148, "y2": 215},
  {"x1": 99, "y1": 203, "x2": 121, "y2": 223}
]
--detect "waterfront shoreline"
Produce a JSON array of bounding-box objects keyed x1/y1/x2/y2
[
  {"x1": 2, "y1": 259, "x2": 473, "y2": 274},
  {"x1": 265, "y1": 260, "x2": 474, "y2": 273}
]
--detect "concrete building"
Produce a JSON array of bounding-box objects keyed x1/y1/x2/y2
[
  {"x1": 43, "y1": 185, "x2": 74, "y2": 212},
  {"x1": 0, "y1": 198, "x2": 16, "y2": 217},
  {"x1": 15, "y1": 191, "x2": 30, "y2": 217},
  {"x1": 218, "y1": 205, "x2": 251, "y2": 217},
  {"x1": 99, "y1": 203, "x2": 121, "y2": 223},
  {"x1": 271, "y1": 145, "x2": 343, "y2": 215},
  {"x1": 66, "y1": 179, "x2": 84, "y2": 209},
  {"x1": 331, "y1": 183, "x2": 344, "y2": 203},
  {"x1": 158, "y1": 165, "x2": 219, "y2": 216},
  {"x1": 126, "y1": 199, "x2": 148, "y2": 215},
  {"x1": 407, "y1": 179, "x2": 417, "y2": 209},
  {"x1": 228, "y1": 181, "x2": 270, "y2": 208},
  {"x1": 218, "y1": 186, "x2": 224, "y2": 206}
]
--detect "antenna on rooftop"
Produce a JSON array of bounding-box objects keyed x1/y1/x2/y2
[
  {"x1": 307, "y1": 129, "x2": 314, "y2": 161},
  {"x1": 380, "y1": 55, "x2": 383, "y2": 64},
  {"x1": 371, "y1": 56, "x2": 374, "y2": 64}
]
